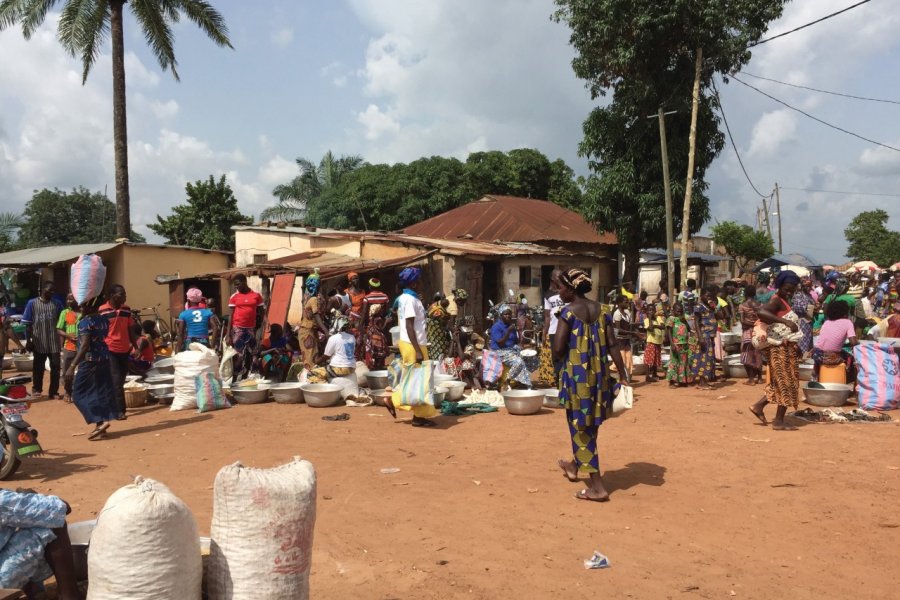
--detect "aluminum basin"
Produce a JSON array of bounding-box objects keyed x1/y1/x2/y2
[
  {"x1": 502, "y1": 389, "x2": 544, "y2": 415},
  {"x1": 301, "y1": 383, "x2": 343, "y2": 407},
  {"x1": 802, "y1": 382, "x2": 852, "y2": 407}
]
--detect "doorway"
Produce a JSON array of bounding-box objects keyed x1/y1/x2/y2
[{"x1": 482, "y1": 261, "x2": 500, "y2": 318}]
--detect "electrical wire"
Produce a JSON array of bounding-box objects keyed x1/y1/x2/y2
[
  {"x1": 749, "y1": 0, "x2": 872, "y2": 47},
  {"x1": 731, "y1": 75, "x2": 900, "y2": 152},
  {"x1": 741, "y1": 72, "x2": 900, "y2": 105},
  {"x1": 779, "y1": 187, "x2": 900, "y2": 198},
  {"x1": 711, "y1": 78, "x2": 771, "y2": 198}
]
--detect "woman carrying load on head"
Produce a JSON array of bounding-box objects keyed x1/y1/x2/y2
[
  {"x1": 298, "y1": 271, "x2": 329, "y2": 371},
  {"x1": 749, "y1": 270, "x2": 802, "y2": 431},
  {"x1": 553, "y1": 268, "x2": 628, "y2": 503}
]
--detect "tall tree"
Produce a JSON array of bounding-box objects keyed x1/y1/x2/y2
[
  {"x1": 18, "y1": 187, "x2": 145, "y2": 247},
  {"x1": 0, "y1": 0, "x2": 233, "y2": 240},
  {"x1": 149, "y1": 175, "x2": 248, "y2": 250},
  {"x1": 844, "y1": 210, "x2": 900, "y2": 267},
  {"x1": 262, "y1": 151, "x2": 365, "y2": 223},
  {"x1": 711, "y1": 220, "x2": 774, "y2": 275},
  {"x1": 553, "y1": 0, "x2": 787, "y2": 284}
]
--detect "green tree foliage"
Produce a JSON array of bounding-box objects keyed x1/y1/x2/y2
[
  {"x1": 844, "y1": 210, "x2": 900, "y2": 267},
  {"x1": 553, "y1": 0, "x2": 787, "y2": 282},
  {"x1": 262, "y1": 151, "x2": 364, "y2": 222},
  {"x1": 711, "y1": 220, "x2": 774, "y2": 274},
  {"x1": 300, "y1": 149, "x2": 583, "y2": 231},
  {"x1": 0, "y1": 212, "x2": 24, "y2": 252},
  {"x1": 149, "y1": 175, "x2": 248, "y2": 250},
  {"x1": 0, "y1": 0, "x2": 233, "y2": 239},
  {"x1": 18, "y1": 187, "x2": 145, "y2": 247}
]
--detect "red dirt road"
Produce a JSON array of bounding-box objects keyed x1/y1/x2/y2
[{"x1": 9, "y1": 379, "x2": 900, "y2": 599}]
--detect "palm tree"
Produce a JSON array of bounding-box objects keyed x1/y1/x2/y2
[
  {"x1": 0, "y1": 0, "x2": 232, "y2": 240},
  {"x1": 261, "y1": 151, "x2": 364, "y2": 223},
  {"x1": 0, "y1": 212, "x2": 23, "y2": 251}
]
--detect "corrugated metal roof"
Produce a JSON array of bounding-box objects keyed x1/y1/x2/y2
[
  {"x1": 0, "y1": 243, "x2": 120, "y2": 267},
  {"x1": 400, "y1": 195, "x2": 617, "y2": 245}
]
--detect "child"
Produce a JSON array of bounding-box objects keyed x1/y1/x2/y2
[
  {"x1": 643, "y1": 303, "x2": 666, "y2": 382},
  {"x1": 812, "y1": 300, "x2": 858, "y2": 381},
  {"x1": 129, "y1": 321, "x2": 156, "y2": 376}
]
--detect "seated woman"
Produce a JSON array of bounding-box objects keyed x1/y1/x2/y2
[
  {"x1": 0, "y1": 488, "x2": 80, "y2": 599},
  {"x1": 443, "y1": 337, "x2": 483, "y2": 392},
  {"x1": 259, "y1": 323, "x2": 296, "y2": 382},
  {"x1": 128, "y1": 320, "x2": 156, "y2": 376},
  {"x1": 307, "y1": 317, "x2": 357, "y2": 383},
  {"x1": 813, "y1": 300, "x2": 858, "y2": 382},
  {"x1": 488, "y1": 306, "x2": 531, "y2": 388}
]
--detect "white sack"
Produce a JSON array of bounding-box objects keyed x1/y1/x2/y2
[{"x1": 172, "y1": 343, "x2": 219, "y2": 411}]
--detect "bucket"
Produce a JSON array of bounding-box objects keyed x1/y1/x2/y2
[{"x1": 390, "y1": 326, "x2": 401, "y2": 347}]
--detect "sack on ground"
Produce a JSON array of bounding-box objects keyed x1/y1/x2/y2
[
  {"x1": 87, "y1": 477, "x2": 200, "y2": 600},
  {"x1": 219, "y1": 345, "x2": 237, "y2": 386},
  {"x1": 173, "y1": 343, "x2": 220, "y2": 411},
  {"x1": 853, "y1": 343, "x2": 900, "y2": 411},
  {"x1": 70, "y1": 254, "x2": 107, "y2": 304},
  {"x1": 330, "y1": 376, "x2": 359, "y2": 400},
  {"x1": 481, "y1": 350, "x2": 503, "y2": 383},
  {"x1": 396, "y1": 360, "x2": 435, "y2": 407},
  {"x1": 208, "y1": 458, "x2": 317, "y2": 600},
  {"x1": 355, "y1": 361, "x2": 369, "y2": 386},
  {"x1": 196, "y1": 372, "x2": 230, "y2": 413}
]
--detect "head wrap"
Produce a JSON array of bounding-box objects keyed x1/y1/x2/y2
[
  {"x1": 186, "y1": 287, "x2": 203, "y2": 303},
  {"x1": 833, "y1": 277, "x2": 849, "y2": 296},
  {"x1": 559, "y1": 268, "x2": 593, "y2": 294},
  {"x1": 333, "y1": 316, "x2": 350, "y2": 332},
  {"x1": 453, "y1": 288, "x2": 469, "y2": 300},
  {"x1": 369, "y1": 277, "x2": 381, "y2": 288},
  {"x1": 774, "y1": 269, "x2": 801, "y2": 289},
  {"x1": 347, "y1": 272, "x2": 359, "y2": 282},
  {"x1": 398, "y1": 267, "x2": 421, "y2": 286},
  {"x1": 305, "y1": 272, "x2": 321, "y2": 295}
]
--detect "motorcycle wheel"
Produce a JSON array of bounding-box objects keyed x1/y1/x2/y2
[{"x1": 0, "y1": 428, "x2": 21, "y2": 480}]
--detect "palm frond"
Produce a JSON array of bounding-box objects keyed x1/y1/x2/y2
[
  {"x1": 130, "y1": 0, "x2": 178, "y2": 80},
  {"x1": 0, "y1": 0, "x2": 33, "y2": 31},
  {"x1": 260, "y1": 201, "x2": 306, "y2": 223},
  {"x1": 173, "y1": 0, "x2": 232, "y2": 48},
  {"x1": 20, "y1": 0, "x2": 57, "y2": 37},
  {"x1": 0, "y1": 212, "x2": 24, "y2": 237}
]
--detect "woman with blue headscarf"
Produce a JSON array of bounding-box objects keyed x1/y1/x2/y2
[
  {"x1": 385, "y1": 266, "x2": 440, "y2": 427},
  {"x1": 298, "y1": 270, "x2": 329, "y2": 370},
  {"x1": 749, "y1": 270, "x2": 802, "y2": 431}
]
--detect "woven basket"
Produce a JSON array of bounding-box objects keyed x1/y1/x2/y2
[{"x1": 124, "y1": 388, "x2": 148, "y2": 408}]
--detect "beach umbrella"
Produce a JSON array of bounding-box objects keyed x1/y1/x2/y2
[{"x1": 850, "y1": 260, "x2": 881, "y2": 273}]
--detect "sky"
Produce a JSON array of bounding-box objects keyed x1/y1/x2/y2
[{"x1": 1, "y1": 0, "x2": 899, "y2": 265}]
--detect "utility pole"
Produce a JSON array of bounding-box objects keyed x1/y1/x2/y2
[
  {"x1": 761, "y1": 195, "x2": 772, "y2": 238},
  {"x1": 657, "y1": 107, "x2": 676, "y2": 302},
  {"x1": 679, "y1": 48, "x2": 703, "y2": 290},
  {"x1": 774, "y1": 182, "x2": 783, "y2": 253}
]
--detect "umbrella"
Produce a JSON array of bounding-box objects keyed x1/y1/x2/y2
[
  {"x1": 891, "y1": 262, "x2": 900, "y2": 272},
  {"x1": 850, "y1": 260, "x2": 881, "y2": 272},
  {"x1": 823, "y1": 265, "x2": 835, "y2": 272},
  {"x1": 759, "y1": 265, "x2": 810, "y2": 278}
]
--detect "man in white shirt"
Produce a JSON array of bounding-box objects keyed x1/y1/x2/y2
[{"x1": 537, "y1": 269, "x2": 565, "y2": 385}]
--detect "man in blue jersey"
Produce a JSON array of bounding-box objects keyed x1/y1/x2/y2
[{"x1": 175, "y1": 288, "x2": 221, "y2": 352}]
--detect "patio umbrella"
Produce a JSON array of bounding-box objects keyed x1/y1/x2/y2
[
  {"x1": 759, "y1": 265, "x2": 810, "y2": 278},
  {"x1": 823, "y1": 265, "x2": 835, "y2": 272},
  {"x1": 850, "y1": 260, "x2": 881, "y2": 273}
]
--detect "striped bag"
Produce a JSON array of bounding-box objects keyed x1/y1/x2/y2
[
  {"x1": 481, "y1": 350, "x2": 503, "y2": 384},
  {"x1": 396, "y1": 360, "x2": 435, "y2": 407},
  {"x1": 852, "y1": 343, "x2": 900, "y2": 411}
]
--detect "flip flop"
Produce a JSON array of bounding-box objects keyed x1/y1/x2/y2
[
  {"x1": 88, "y1": 423, "x2": 110, "y2": 440},
  {"x1": 383, "y1": 398, "x2": 397, "y2": 419},
  {"x1": 575, "y1": 489, "x2": 609, "y2": 503},
  {"x1": 322, "y1": 413, "x2": 350, "y2": 421},
  {"x1": 411, "y1": 419, "x2": 437, "y2": 428},
  {"x1": 749, "y1": 406, "x2": 768, "y2": 425}
]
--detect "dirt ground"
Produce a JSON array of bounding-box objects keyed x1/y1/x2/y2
[{"x1": 8, "y1": 373, "x2": 900, "y2": 600}]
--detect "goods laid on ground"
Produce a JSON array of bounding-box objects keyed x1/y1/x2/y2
[
  {"x1": 173, "y1": 344, "x2": 220, "y2": 411},
  {"x1": 87, "y1": 477, "x2": 201, "y2": 600},
  {"x1": 208, "y1": 457, "x2": 317, "y2": 600}
]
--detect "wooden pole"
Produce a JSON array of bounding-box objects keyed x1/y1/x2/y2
[
  {"x1": 658, "y1": 107, "x2": 676, "y2": 301},
  {"x1": 761, "y1": 195, "x2": 772, "y2": 238},
  {"x1": 774, "y1": 182, "x2": 783, "y2": 253},
  {"x1": 679, "y1": 48, "x2": 703, "y2": 290}
]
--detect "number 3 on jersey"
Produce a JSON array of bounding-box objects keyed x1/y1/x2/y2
[{"x1": 192, "y1": 310, "x2": 203, "y2": 323}]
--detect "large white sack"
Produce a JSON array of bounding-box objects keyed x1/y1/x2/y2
[
  {"x1": 208, "y1": 457, "x2": 317, "y2": 600},
  {"x1": 87, "y1": 477, "x2": 201, "y2": 600},
  {"x1": 173, "y1": 343, "x2": 219, "y2": 411}
]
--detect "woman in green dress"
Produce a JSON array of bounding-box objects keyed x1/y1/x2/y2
[
  {"x1": 666, "y1": 302, "x2": 693, "y2": 386},
  {"x1": 553, "y1": 268, "x2": 628, "y2": 503},
  {"x1": 426, "y1": 293, "x2": 452, "y2": 359}
]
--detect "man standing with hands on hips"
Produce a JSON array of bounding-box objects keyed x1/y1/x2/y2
[{"x1": 22, "y1": 282, "x2": 63, "y2": 398}]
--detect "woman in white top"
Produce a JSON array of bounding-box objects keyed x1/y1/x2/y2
[
  {"x1": 536, "y1": 269, "x2": 564, "y2": 386},
  {"x1": 323, "y1": 317, "x2": 356, "y2": 377},
  {"x1": 386, "y1": 267, "x2": 439, "y2": 427}
]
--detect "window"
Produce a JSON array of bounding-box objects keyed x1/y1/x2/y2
[
  {"x1": 252, "y1": 253, "x2": 268, "y2": 265},
  {"x1": 519, "y1": 266, "x2": 532, "y2": 287}
]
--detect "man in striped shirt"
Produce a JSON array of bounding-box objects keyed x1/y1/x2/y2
[{"x1": 22, "y1": 282, "x2": 63, "y2": 398}]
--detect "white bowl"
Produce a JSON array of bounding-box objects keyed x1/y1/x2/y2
[
  {"x1": 441, "y1": 380, "x2": 466, "y2": 401},
  {"x1": 434, "y1": 373, "x2": 457, "y2": 385},
  {"x1": 543, "y1": 388, "x2": 561, "y2": 408}
]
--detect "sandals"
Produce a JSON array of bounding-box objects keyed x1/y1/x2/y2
[
  {"x1": 321, "y1": 413, "x2": 350, "y2": 421},
  {"x1": 575, "y1": 489, "x2": 609, "y2": 503},
  {"x1": 88, "y1": 423, "x2": 110, "y2": 440},
  {"x1": 411, "y1": 418, "x2": 437, "y2": 428}
]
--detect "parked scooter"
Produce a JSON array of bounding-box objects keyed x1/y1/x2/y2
[{"x1": 0, "y1": 374, "x2": 43, "y2": 480}]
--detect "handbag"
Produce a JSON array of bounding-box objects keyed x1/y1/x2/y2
[
  {"x1": 608, "y1": 383, "x2": 633, "y2": 417},
  {"x1": 396, "y1": 360, "x2": 435, "y2": 407}
]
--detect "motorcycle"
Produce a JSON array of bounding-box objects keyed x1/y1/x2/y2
[{"x1": 0, "y1": 375, "x2": 43, "y2": 480}]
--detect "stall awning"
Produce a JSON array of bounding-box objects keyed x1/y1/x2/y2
[{"x1": 0, "y1": 243, "x2": 120, "y2": 268}]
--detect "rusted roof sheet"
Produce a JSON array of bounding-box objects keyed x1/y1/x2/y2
[{"x1": 401, "y1": 195, "x2": 617, "y2": 245}]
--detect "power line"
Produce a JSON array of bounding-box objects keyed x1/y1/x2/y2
[
  {"x1": 780, "y1": 187, "x2": 900, "y2": 198},
  {"x1": 711, "y1": 78, "x2": 771, "y2": 198},
  {"x1": 731, "y1": 75, "x2": 900, "y2": 153},
  {"x1": 741, "y1": 71, "x2": 900, "y2": 105},
  {"x1": 749, "y1": 0, "x2": 873, "y2": 47}
]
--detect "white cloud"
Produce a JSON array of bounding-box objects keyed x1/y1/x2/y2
[
  {"x1": 149, "y1": 99, "x2": 179, "y2": 120},
  {"x1": 356, "y1": 104, "x2": 400, "y2": 140},
  {"x1": 858, "y1": 142, "x2": 900, "y2": 177},
  {"x1": 257, "y1": 156, "x2": 297, "y2": 188},
  {"x1": 271, "y1": 27, "x2": 294, "y2": 48},
  {"x1": 746, "y1": 110, "x2": 797, "y2": 158}
]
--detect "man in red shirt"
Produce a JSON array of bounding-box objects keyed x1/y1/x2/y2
[
  {"x1": 226, "y1": 274, "x2": 265, "y2": 378},
  {"x1": 99, "y1": 284, "x2": 137, "y2": 419}
]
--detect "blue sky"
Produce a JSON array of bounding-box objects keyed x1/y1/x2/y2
[{"x1": 1, "y1": 0, "x2": 899, "y2": 265}]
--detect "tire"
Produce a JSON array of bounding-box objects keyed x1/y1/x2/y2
[{"x1": 0, "y1": 428, "x2": 21, "y2": 480}]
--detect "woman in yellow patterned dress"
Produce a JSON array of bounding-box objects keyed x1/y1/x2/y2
[{"x1": 553, "y1": 268, "x2": 629, "y2": 502}]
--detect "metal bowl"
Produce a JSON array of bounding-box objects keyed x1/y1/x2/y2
[
  {"x1": 13, "y1": 356, "x2": 33, "y2": 372},
  {"x1": 146, "y1": 383, "x2": 174, "y2": 398},
  {"x1": 802, "y1": 382, "x2": 853, "y2": 407},
  {"x1": 441, "y1": 380, "x2": 466, "y2": 401},
  {"x1": 156, "y1": 393, "x2": 175, "y2": 405},
  {"x1": 231, "y1": 387, "x2": 270, "y2": 404},
  {"x1": 153, "y1": 357, "x2": 176, "y2": 374},
  {"x1": 724, "y1": 360, "x2": 746, "y2": 379},
  {"x1": 68, "y1": 519, "x2": 96, "y2": 581},
  {"x1": 144, "y1": 374, "x2": 175, "y2": 385},
  {"x1": 543, "y1": 388, "x2": 561, "y2": 408},
  {"x1": 268, "y1": 382, "x2": 304, "y2": 404},
  {"x1": 720, "y1": 332, "x2": 741, "y2": 347},
  {"x1": 300, "y1": 383, "x2": 343, "y2": 407},
  {"x1": 799, "y1": 362, "x2": 815, "y2": 382},
  {"x1": 502, "y1": 389, "x2": 545, "y2": 415},
  {"x1": 366, "y1": 370, "x2": 390, "y2": 390},
  {"x1": 431, "y1": 387, "x2": 447, "y2": 404},
  {"x1": 370, "y1": 389, "x2": 391, "y2": 407},
  {"x1": 2, "y1": 356, "x2": 13, "y2": 369}
]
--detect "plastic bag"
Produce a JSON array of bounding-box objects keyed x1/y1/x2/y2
[
  {"x1": 219, "y1": 345, "x2": 237, "y2": 387},
  {"x1": 394, "y1": 360, "x2": 435, "y2": 407},
  {"x1": 609, "y1": 383, "x2": 633, "y2": 417},
  {"x1": 387, "y1": 357, "x2": 402, "y2": 387},
  {"x1": 853, "y1": 342, "x2": 900, "y2": 410},
  {"x1": 196, "y1": 372, "x2": 231, "y2": 413}
]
